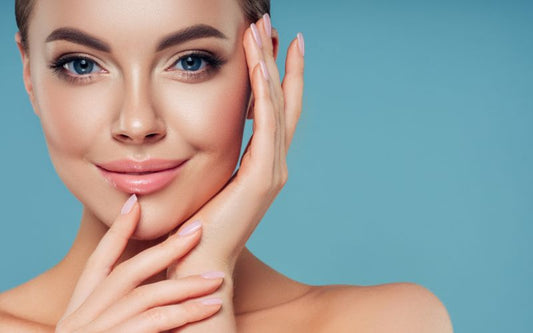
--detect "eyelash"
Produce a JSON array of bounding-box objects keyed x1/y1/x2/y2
[
  {"x1": 167, "y1": 51, "x2": 226, "y2": 81},
  {"x1": 48, "y1": 51, "x2": 226, "y2": 85}
]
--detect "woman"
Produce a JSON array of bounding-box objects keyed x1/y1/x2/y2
[{"x1": 0, "y1": 0, "x2": 453, "y2": 332}]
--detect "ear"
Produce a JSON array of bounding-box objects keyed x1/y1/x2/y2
[
  {"x1": 15, "y1": 32, "x2": 39, "y2": 117},
  {"x1": 246, "y1": 28, "x2": 280, "y2": 120},
  {"x1": 271, "y1": 28, "x2": 280, "y2": 61}
]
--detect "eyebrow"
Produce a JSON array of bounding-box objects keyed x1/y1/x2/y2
[
  {"x1": 45, "y1": 24, "x2": 228, "y2": 53},
  {"x1": 46, "y1": 27, "x2": 111, "y2": 52},
  {"x1": 156, "y1": 24, "x2": 228, "y2": 51}
]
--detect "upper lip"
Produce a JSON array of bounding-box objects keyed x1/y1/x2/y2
[{"x1": 96, "y1": 159, "x2": 187, "y2": 174}]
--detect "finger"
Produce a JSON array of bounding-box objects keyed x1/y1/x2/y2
[
  {"x1": 254, "y1": 15, "x2": 282, "y2": 93},
  {"x1": 61, "y1": 194, "x2": 140, "y2": 319},
  {"x1": 106, "y1": 298, "x2": 223, "y2": 333},
  {"x1": 242, "y1": 61, "x2": 276, "y2": 180},
  {"x1": 85, "y1": 274, "x2": 224, "y2": 332},
  {"x1": 243, "y1": 22, "x2": 266, "y2": 86},
  {"x1": 243, "y1": 20, "x2": 284, "y2": 167},
  {"x1": 68, "y1": 219, "x2": 203, "y2": 327},
  {"x1": 243, "y1": 22, "x2": 266, "y2": 122},
  {"x1": 282, "y1": 34, "x2": 305, "y2": 151},
  {"x1": 253, "y1": 16, "x2": 286, "y2": 165}
]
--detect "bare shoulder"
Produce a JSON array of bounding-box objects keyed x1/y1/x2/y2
[
  {"x1": 308, "y1": 282, "x2": 453, "y2": 333},
  {"x1": 0, "y1": 277, "x2": 56, "y2": 332}
]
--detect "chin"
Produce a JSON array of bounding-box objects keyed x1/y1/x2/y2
[
  {"x1": 128, "y1": 193, "x2": 194, "y2": 240},
  {"x1": 109, "y1": 163, "x2": 236, "y2": 241}
]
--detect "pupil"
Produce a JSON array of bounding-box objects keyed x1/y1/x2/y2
[
  {"x1": 182, "y1": 56, "x2": 201, "y2": 71},
  {"x1": 74, "y1": 59, "x2": 93, "y2": 74}
]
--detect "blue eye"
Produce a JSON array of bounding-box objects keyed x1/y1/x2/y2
[
  {"x1": 175, "y1": 55, "x2": 207, "y2": 72},
  {"x1": 63, "y1": 58, "x2": 102, "y2": 75}
]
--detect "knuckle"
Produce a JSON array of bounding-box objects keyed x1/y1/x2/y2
[
  {"x1": 85, "y1": 255, "x2": 112, "y2": 276},
  {"x1": 183, "y1": 302, "x2": 204, "y2": 317},
  {"x1": 144, "y1": 308, "x2": 168, "y2": 325},
  {"x1": 280, "y1": 169, "x2": 289, "y2": 187}
]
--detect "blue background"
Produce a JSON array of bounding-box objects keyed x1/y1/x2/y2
[{"x1": 1, "y1": 1, "x2": 532, "y2": 332}]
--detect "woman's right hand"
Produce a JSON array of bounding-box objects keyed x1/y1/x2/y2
[{"x1": 55, "y1": 194, "x2": 224, "y2": 333}]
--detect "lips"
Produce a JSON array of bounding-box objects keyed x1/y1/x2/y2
[{"x1": 96, "y1": 159, "x2": 187, "y2": 195}]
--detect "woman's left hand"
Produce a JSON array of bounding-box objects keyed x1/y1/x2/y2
[{"x1": 167, "y1": 13, "x2": 304, "y2": 293}]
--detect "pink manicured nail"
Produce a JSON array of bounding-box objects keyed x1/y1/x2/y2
[
  {"x1": 178, "y1": 220, "x2": 202, "y2": 237},
  {"x1": 200, "y1": 298, "x2": 223, "y2": 306},
  {"x1": 201, "y1": 271, "x2": 226, "y2": 279},
  {"x1": 259, "y1": 60, "x2": 269, "y2": 80},
  {"x1": 297, "y1": 32, "x2": 305, "y2": 57},
  {"x1": 250, "y1": 23, "x2": 262, "y2": 48},
  {"x1": 120, "y1": 194, "x2": 137, "y2": 215},
  {"x1": 263, "y1": 13, "x2": 272, "y2": 38}
]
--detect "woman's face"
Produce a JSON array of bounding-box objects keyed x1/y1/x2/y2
[{"x1": 20, "y1": 0, "x2": 251, "y2": 239}]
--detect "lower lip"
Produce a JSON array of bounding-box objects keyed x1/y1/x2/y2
[{"x1": 97, "y1": 162, "x2": 186, "y2": 195}]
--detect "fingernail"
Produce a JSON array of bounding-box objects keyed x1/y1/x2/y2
[
  {"x1": 178, "y1": 220, "x2": 202, "y2": 237},
  {"x1": 297, "y1": 32, "x2": 305, "y2": 57},
  {"x1": 200, "y1": 298, "x2": 223, "y2": 306},
  {"x1": 201, "y1": 271, "x2": 226, "y2": 279},
  {"x1": 259, "y1": 60, "x2": 269, "y2": 81},
  {"x1": 120, "y1": 194, "x2": 137, "y2": 215},
  {"x1": 263, "y1": 13, "x2": 272, "y2": 38},
  {"x1": 250, "y1": 23, "x2": 262, "y2": 48}
]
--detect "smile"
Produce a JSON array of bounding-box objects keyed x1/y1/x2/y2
[{"x1": 96, "y1": 159, "x2": 187, "y2": 195}]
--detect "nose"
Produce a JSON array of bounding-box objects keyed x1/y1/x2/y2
[{"x1": 111, "y1": 73, "x2": 166, "y2": 145}]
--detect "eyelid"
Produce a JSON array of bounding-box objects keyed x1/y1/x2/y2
[
  {"x1": 159, "y1": 50, "x2": 226, "y2": 83},
  {"x1": 165, "y1": 50, "x2": 219, "y2": 71},
  {"x1": 49, "y1": 53, "x2": 109, "y2": 85},
  {"x1": 49, "y1": 50, "x2": 226, "y2": 85},
  {"x1": 51, "y1": 53, "x2": 106, "y2": 73}
]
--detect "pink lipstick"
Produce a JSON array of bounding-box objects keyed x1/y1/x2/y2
[{"x1": 96, "y1": 159, "x2": 187, "y2": 195}]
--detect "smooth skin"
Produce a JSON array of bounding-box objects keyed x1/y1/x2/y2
[
  {"x1": 57, "y1": 203, "x2": 224, "y2": 333},
  {"x1": 0, "y1": 1, "x2": 453, "y2": 332}
]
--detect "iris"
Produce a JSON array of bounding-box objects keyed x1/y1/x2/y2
[
  {"x1": 65, "y1": 58, "x2": 96, "y2": 75},
  {"x1": 178, "y1": 56, "x2": 205, "y2": 71}
]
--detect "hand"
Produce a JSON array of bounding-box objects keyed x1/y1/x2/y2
[
  {"x1": 55, "y1": 195, "x2": 225, "y2": 333},
  {"x1": 166, "y1": 11, "x2": 304, "y2": 293}
]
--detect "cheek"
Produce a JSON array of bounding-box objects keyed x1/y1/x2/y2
[
  {"x1": 157, "y1": 68, "x2": 250, "y2": 161},
  {"x1": 34, "y1": 77, "x2": 112, "y2": 157},
  {"x1": 33, "y1": 73, "x2": 116, "y2": 210}
]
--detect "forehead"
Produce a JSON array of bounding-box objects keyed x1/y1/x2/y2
[{"x1": 30, "y1": 0, "x2": 245, "y2": 47}]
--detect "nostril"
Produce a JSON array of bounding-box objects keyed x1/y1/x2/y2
[
  {"x1": 112, "y1": 131, "x2": 165, "y2": 144},
  {"x1": 145, "y1": 132, "x2": 166, "y2": 143}
]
